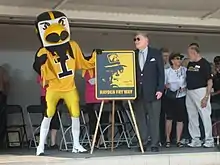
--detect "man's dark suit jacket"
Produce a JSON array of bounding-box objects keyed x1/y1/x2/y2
[{"x1": 135, "y1": 47, "x2": 165, "y2": 102}]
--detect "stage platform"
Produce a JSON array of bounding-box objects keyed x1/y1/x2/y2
[{"x1": 0, "y1": 146, "x2": 219, "y2": 165}]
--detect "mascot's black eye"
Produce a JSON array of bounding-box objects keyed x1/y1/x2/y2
[
  {"x1": 58, "y1": 18, "x2": 65, "y2": 26},
  {"x1": 41, "y1": 22, "x2": 50, "y2": 30}
]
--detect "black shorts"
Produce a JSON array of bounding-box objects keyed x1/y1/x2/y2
[
  {"x1": 164, "y1": 96, "x2": 186, "y2": 122},
  {"x1": 40, "y1": 96, "x2": 63, "y2": 130}
]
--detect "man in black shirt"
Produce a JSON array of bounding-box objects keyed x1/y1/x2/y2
[{"x1": 186, "y1": 43, "x2": 214, "y2": 148}]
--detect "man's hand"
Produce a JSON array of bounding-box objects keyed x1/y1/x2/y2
[
  {"x1": 156, "y1": 91, "x2": 163, "y2": 100},
  {"x1": 180, "y1": 87, "x2": 186, "y2": 92},
  {"x1": 201, "y1": 97, "x2": 208, "y2": 108},
  {"x1": 165, "y1": 83, "x2": 170, "y2": 89}
]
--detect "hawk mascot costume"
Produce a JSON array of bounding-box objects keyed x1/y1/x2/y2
[{"x1": 33, "y1": 11, "x2": 95, "y2": 156}]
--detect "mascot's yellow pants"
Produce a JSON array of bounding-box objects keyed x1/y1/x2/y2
[{"x1": 45, "y1": 89, "x2": 80, "y2": 117}]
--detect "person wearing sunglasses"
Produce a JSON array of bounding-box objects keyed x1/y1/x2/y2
[
  {"x1": 133, "y1": 32, "x2": 164, "y2": 152},
  {"x1": 164, "y1": 53, "x2": 187, "y2": 148},
  {"x1": 186, "y1": 43, "x2": 214, "y2": 148}
]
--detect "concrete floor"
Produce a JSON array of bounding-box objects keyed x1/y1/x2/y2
[{"x1": 0, "y1": 146, "x2": 219, "y2": 165}]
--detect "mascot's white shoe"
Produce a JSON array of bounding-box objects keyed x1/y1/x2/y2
[
  {"x1": 36, "y1": 146, "x2": 44, "y2": 156},
  {"x1": 71, "y1": 117, "x2": 87, "y2": 153},
  {"x1": 36, "y1": 117, "x2": 51, "y2": 156},
  {"x1": 72, "y1": 145, "x2": 87, "y2": 153}
]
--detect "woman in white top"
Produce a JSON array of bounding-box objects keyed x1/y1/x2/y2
[{"x1": 164, "y1": 53, "x2": 187, "y2": 148}]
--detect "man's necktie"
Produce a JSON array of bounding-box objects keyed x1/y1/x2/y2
[{"x1": 139, "y1": 51, "x2": 145, "y2": 71}]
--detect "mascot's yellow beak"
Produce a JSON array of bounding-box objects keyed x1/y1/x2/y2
[{"x1": 44, "y1": 23, "x2": 69, "y2": 44}]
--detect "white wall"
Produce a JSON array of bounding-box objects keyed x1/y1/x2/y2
[{"x1": 0, "y1": 24, "x2": 220, "y2": 109}]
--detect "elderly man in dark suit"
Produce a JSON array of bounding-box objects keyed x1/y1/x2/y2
[{"x1": 133, "y1": 32, "x2": 165, "y2": 152}]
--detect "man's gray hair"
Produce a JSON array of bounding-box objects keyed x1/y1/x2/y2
[{"x1": 135, "y1": 31, "x2": 149, "y2": 38}]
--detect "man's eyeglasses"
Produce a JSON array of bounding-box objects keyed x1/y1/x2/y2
[
  {"x1": 173, "y1": 57, "x2": 181, "y2": 60},
  {"x1": 134, "y1": 37, "x2": 140, "y2": 42}
]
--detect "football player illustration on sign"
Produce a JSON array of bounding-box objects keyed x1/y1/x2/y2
[
  {"x1": 33, "y1": 11, "x2": 95, "y2": 156},
  {"x1": 100, "y1": 53, "x2": 127, "y2": 88}
]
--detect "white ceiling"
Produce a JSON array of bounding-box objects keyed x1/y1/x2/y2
[
  {"x1": 63, "y1": 0, "x2": 220, "y2": 17},
  {"x1": 1, "y1": 0, "x2": 220, "y2": 17},
  {"x1": 0, "y1": 0, "x2": 220, "y2": 30}
]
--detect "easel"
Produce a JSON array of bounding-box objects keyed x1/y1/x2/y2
[{"x1": 90, "y1": 99, "x2": 144, "y2": 154}]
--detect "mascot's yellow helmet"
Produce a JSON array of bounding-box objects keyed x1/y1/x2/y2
[{"x1": 35, "y1": 11, "x2": 70, "y2": 47}]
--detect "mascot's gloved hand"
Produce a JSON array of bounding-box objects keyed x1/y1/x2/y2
[
  {"x1": 94, "y1": 49, "x2": 104, "y2": 54},
  {"x1": 37, "y1": 54, "x2": 47, "y2": 65}
]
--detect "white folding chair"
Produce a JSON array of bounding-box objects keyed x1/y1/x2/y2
[
  {"x1": 124, "y1": 108, "x2": 138, "y2": 147},
  {"x1": 94, "y1": 103, "x2": 131, "y2": 149},
  {"x1": 26, "y1": 105, "x2": 44, "y2": 148},
  {"x1": 80, "y1": 106, "x2": 92, "y2": 149},
  {"x1": 6, "y1": 105, "x2": 28, "y2": 148},
  {"x1": 59, "y1": 105, "x2": 92, "y2": 151}
]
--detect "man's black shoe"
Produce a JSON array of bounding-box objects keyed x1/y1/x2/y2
[
  {"x1": 151, "y1": 146, "x2": 159, "y2": 152},
  {"x1": 50, "y1": 144, "x2": 59, "y2": 150}
]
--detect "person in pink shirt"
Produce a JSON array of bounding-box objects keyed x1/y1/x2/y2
[
  {"x1": 84, "y1": 69, "x2": 109, "y2": 145},
  {"x1": 84, "y1": 53, "x2": 125, "y2": 147},
  {"x1": 37, "y1": 75, "x2": 63, "y2": 149}
]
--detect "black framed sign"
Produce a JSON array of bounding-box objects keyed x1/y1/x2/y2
[{"x1": 95, "y1": 50, "x2": 136, "y2": 100}]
